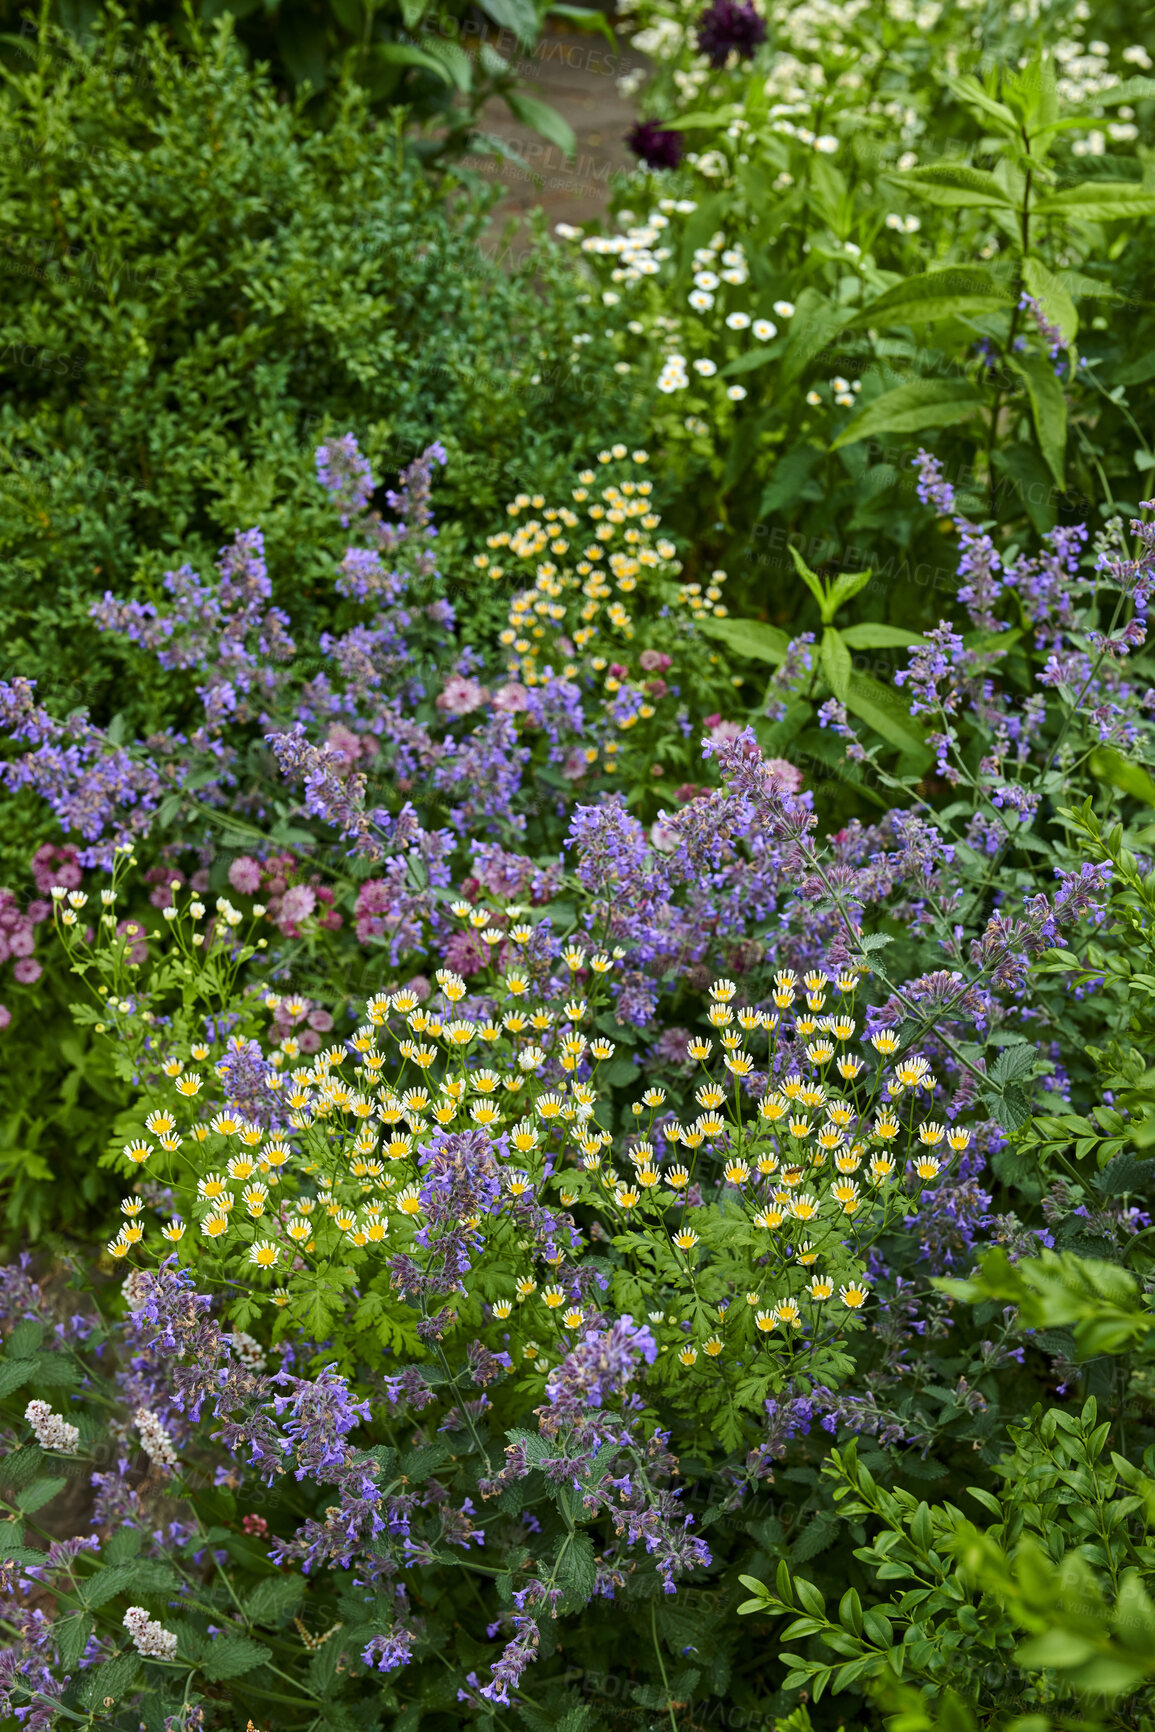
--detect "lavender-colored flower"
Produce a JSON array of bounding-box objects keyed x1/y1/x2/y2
[{"x1": 912, "y1": 449, "x2": 956, "y2": 515}]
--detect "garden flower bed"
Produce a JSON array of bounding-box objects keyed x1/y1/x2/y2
[{"x1": 0, "y1": 4, "x2": 1154, "y2": 1730}]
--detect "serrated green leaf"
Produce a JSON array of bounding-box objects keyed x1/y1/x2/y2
[
  {"x1": 16, "y1": 1477, "x2": 65, "y2": 1515},
  {"x1": 55, "y1": 1611, "x2": 94, "y2": 1672},
  {"x1": 243, "y1": 1575, "x2": 307, "y2": 1625},
  {"x1": 201, "y1": 1634, "x2": 272, "y2": 1682},
  {"x1": 78, "y1": 1650, "x2": 141, "y2": 1709}
]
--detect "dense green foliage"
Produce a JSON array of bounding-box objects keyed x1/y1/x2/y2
[{"x1": 0, "y1": 11, "x2": 633, "y2": 727}]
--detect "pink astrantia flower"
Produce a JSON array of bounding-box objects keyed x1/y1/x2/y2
[
  {"x1": 764, "y1": 758, "x2": 804, "y2": 793},
  {"x1": 228, "y1": 856, "x2": 263, "y2": 896},
  {"x1": 561, "y1": 747, "x2": 590, "y2": 781},
  {"x1": 12, "y1": 958, "x2": 41, "y2": 985},
  {"x1": 492, "y1": 682, "x2": 529, "y2": 714},
  {"x1": 436, "y1": 675, "x2": 488, "y2": 716},
  {"x1": 278, "y1": 885, "x2": 316, "y2": 929}
]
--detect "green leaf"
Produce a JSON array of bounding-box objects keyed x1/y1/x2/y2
[
  {"x1": 839, "y1": 1587, "x2": 864, "y2": 1636},
  {"x1": 7, "y1": 1323, "x2": 43, "y2": 1359},
  {"x1": 696, "y1": 616, "x2": 789, "y2": 664},
  {"x1": 831, "y1": 380, "x2": 984, "y2": 451},
  {"x1": 782, "y1": 287, "x2": 849, "y2": 387},
  {"x1": 666, "y1": 108, "x2": 736, "y2": 132},
  {"x1": 990, "y1": 1044, "x2": 1037, "y2": 1085},
  {"x1": 417, "y1": 38, "x2": 473, "y2": 92},
  {"x1": 821, "y1": 628, "x2": 851, "y2": 704},
  {"x1": 399, "y1": 0, "x2": 428, "y2": 26},
  {"x1": 479, "y1": 0, "x2": 539, "y2": 43},
  {"x1": 889, "y1": 163, "x2": 1016, "y2": 208},
  {"x1": 202, "y1": 1635, "x2": 273, "y2": 1681},
  {"x1": 1096, "y1": 76, "x2": 1155, "y2": 106},
  {"x1": 1034, "y1": 182, "x2": 1155, "y2": 222},
  {"x1": 78, "y1": 1651, "x2": 141, "y2": 1709},
  {"x1": 1021, "y1": 256, "x2": 1078, "y2": 346},
  {"x1": 1007, "y1": 353, "x2": 1066, "y2": 488},
  {"x1": 789, "y1": 543, "x2": 830, "y2": 616},
  {"x1": 839, "y1": 624, "x2": 926, "y2": 649},
  {"x1": 846, "y1": 267, "x2": 1013, "y2": 331},
  {"x1": 845, "y1": 672, "x2": 932, "y2": 764},
  {"x1": 505, "y1": 91, "x2": 576, "y2": 156},
  {"x1": 16, "y1": 1477, "x2": 65, "y2": 1515},
  {"x1": 242, "y1": 1575, "x2": 307, "y2": 1624},
  {"x1": 373, "y1": 42, "x2": 454, "y2": 84},
  {"x1": 825, "y1": 569, "x2": 873, "y2": 617},
  {"x1": 719, "y1": 347, "x2": 778, "y2": 378},
  {"x1": 1089, "y1": 747, "x2": 1155, "y2": 808},
  {"x1": 0, "y1": 1360, "x2": 35, "y2": 1399},
  {"x1": 546, "y1": 3, "x2": 616, "y2": 43},
  {"x1": 942, "y1": 73, "x2": 1019, "y2": 136},
  {"x1": 55, "y1": 1612, "x2": 94, "y2": 1672}
]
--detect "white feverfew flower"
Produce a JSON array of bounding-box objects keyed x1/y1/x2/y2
[
  {"x1": 814, "y1": 134, "x2": 839, "y2": 153},
  {"x1": 726, "y1": 312, "x2": 751, "y2": 330},
  {"x1": 689, "y1": 290, "x2": 715, "y2": 311},
  {"x1": 693, "y1": 358, "x2": 718, "y2": 376},
  {"x1": 752, "y1": 320, "x2": 777, "y2": 341},
  {"x1": 727, "y1": 385, "x2": 748, "y2": 401},
  {"x1": 693, "y1": 270, "x2": 719, "y2": 290},
  {"x1": 773, "y1": 300, "x2": 795, "y2": 317}
]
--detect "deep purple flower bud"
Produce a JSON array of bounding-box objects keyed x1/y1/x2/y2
[
  {"x1": 695, "y1": 0, "x2": 766, "y2": 67},
  {"x1": 626, "y1": 119, "x2": 685, "y2": 171}
]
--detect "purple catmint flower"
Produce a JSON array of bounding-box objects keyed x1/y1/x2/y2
[{"x1": 913, "y1": 449, "x2": 956, "y2": 515}]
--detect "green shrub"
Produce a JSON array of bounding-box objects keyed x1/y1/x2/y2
[{"x1": 0, "y1": 9, "x2": 637, "y2": 725}]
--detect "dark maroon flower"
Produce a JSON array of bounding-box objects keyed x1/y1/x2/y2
[
  {"x1": 626, "y1": 119, "x2": 685, "y2": 171},
  {"x1": 696, "y1": 0, "x2": 767, "y2": 67}
]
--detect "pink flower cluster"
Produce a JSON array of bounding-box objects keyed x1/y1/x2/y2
[
  {"x1": 269, "y1": 993, "x2": 334, "y2": 1056},
  {"x1": 0, "y1": 844, "x2": 87, "y2": 1028},
  {"x1": 227, "y1": 854, "x2": 342, "y2": 938}
]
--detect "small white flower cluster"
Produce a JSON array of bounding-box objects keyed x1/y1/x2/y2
[
  {"x1": 121, "y1": 1268, "x2": 152, "y2": 1309},
  {"x1": 135, "y1": 1407, "x2": 179, "y2": 1471},
  {"x1": 657, "y1": 353, "x2": 689, "y2": 393},
  {"x1": 885, "y1": 213, "x2": 921, "y2": 233},
  {"x1": 24, "y1": 1400, "x2": 79, "y2": 1453},
  {"x1": 123, "y1": 1606, "x2": 178, "y2": 1661},
  {"x1": 226, "y1": 1329, "x2": 267, "y2": 1372}
]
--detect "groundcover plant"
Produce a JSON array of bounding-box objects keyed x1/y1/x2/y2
[{"x1": 1, "y1": 2, "x2": 1155, "y2": 1729}]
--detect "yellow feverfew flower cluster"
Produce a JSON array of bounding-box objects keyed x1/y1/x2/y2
[
  {"x1": 486, "y1": 447, "x2": 694, "y2": 688},
  {"x1": 93, "y1": 884, "x2": 977, "y2": 1403}
]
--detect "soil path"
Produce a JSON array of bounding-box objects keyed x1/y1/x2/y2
[{"x1": 475, "y1": 19, "x2": 645, "y2": 236}]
